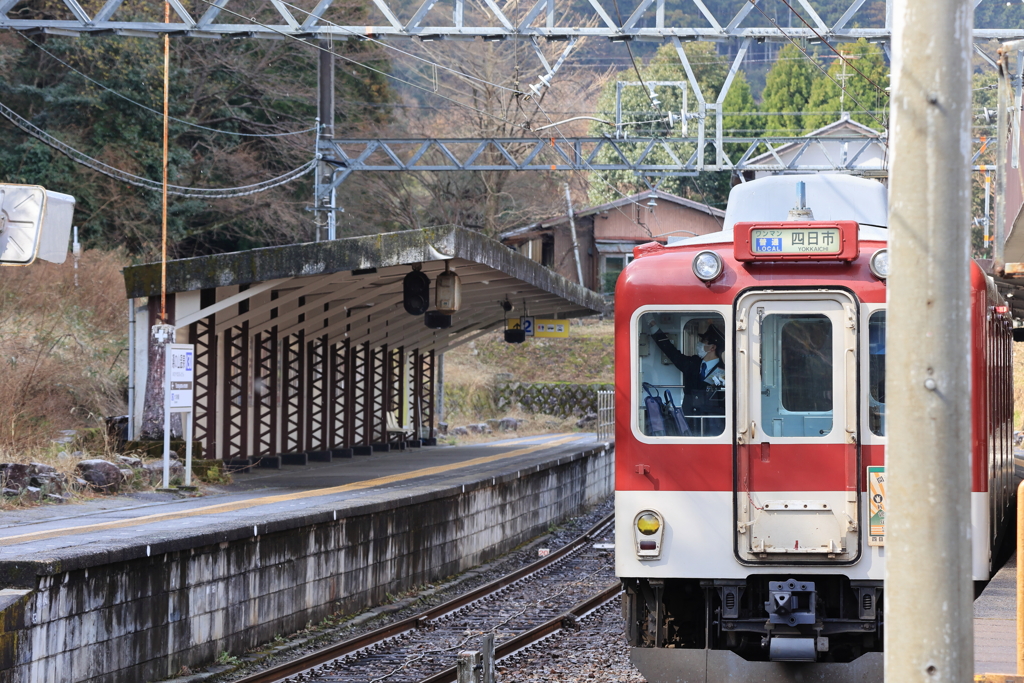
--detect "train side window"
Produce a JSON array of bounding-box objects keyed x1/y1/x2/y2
[
  {"x1": 868, "y1": 311, "x2": 886, "y2": 436},
  {"x1": 637, "y1": 311, "x2": 726, "y2": 437},
  {"x1": 761, "y1": 314, "x2": 833, "y2": 437}
]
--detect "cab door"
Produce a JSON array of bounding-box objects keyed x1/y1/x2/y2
[{"x1": 735, "y1": 290, "x2": 860, "y2": 563}]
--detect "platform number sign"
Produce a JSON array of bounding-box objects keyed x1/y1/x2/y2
[
  {"x1": 166, "y1": 344, "x2": 195, "y2": 409},
  {"x1": 521, "y1": 316, "x2": 534, "y2": 337},
  {"x1": 867, "y1": 466, "x2": 886, "y2": 546}
]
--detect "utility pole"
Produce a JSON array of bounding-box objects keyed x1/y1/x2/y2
[
  {"x1": 886, "y1": 2, "x2": 974, "y2": 683},
  {"x1": 318, "y1": 40, "x2": 337, "y2": 240},
  {"x1": 564, "y1": 183, "x2": 585, "y2": 286}
]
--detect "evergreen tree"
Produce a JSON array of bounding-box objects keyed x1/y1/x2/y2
[
  {"x1": 0, "y1": 31, "x2": 392, "y2": 257},
  {"x1": 760, "y1": 43, "x2": 819, "y2": 135},
  {"x1": 803, "y1": 38, "x2": 889, "y2": 132},
  {"x1": 722, "y1": 71, "x2": 761, "y2": 136}
]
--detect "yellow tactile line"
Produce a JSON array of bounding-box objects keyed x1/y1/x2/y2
[{"x1": 0, "y1": 435, "x2": 583, "y2": 548}]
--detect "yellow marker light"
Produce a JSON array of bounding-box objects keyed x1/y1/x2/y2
[{"x1": 637, "y1": 512, "x2": 661, "y2": 536}]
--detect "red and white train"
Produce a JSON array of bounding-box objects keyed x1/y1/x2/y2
[{"x1": 614, "y1": 174, "x2": 1015, "y2": 682}]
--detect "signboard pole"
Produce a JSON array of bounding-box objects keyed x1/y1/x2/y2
[
  {"x1": 162, "y1": 388, "x2": 171, "y2": 490},
  {"x1": 164, "y1": 343, "x2": 195, "y2": 490},
  {"x1": 184, "y1": 408, "x2": 193, "y2": 487}
]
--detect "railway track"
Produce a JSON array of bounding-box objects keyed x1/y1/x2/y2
[{"x1": 235, "y1": 512, "x2": 618, "y2": 683}]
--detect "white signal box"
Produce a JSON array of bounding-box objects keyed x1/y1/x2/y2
[{"x1": 0, "y1": 184, "x2": 76, "y2": 266}]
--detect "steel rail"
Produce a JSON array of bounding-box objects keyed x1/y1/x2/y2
[
  {"x1": 233, "y1": 511, "x2": 615, "y2": 683},
  {"x1": 417, "y1": 583, "x2": 623, "y2": 683}
]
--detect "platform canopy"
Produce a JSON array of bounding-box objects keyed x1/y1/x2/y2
[
  {"x1": 124, "y1": 226, "x2": 605, "y2": 349},
  {"x1": 123, "y1": 227, "x2": 606, "y2": 462}
]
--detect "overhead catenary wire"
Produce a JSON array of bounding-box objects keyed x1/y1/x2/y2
[
  {"x1": 15, "y1": 32, "x2": 317, "y2": 139},
  {"x1": 262, "y1": 0, "x2": 521, "y2": 96},
  {"x1": 189, "y1": 0, "x2": 531, "y2": 131},
  {"x1": 744, "y1": 0, "x2": 889, "y2": 131},
  {"x1": 772, "y1": 0, "x2": 890, "y2": 101},
  {"x1": 0, "y1": 99, "x2": 316, "y2": 198}
]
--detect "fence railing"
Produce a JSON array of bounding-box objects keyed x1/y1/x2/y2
[{"x1": 596, "y1": 390, "x2": 614, "y2": 442}]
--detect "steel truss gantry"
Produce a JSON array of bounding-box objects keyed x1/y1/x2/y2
[
  {"x1": 318, "y1": 131, "x2": 1012, "y2": 191},
  {"x1": 320, "y1": 134, "x2": 891, "y2": 183},
  {"x1": 2, "y1": 0, "x2": 1021, "y2": 42},
  {"x1": 3, "y1": 0, "x2": 1021, "y2": 226}
]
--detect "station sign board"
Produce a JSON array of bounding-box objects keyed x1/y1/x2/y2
[
  {"x1": 166, "y1": 343, "x2": 195, "y2": 409},
  {"x1": 508, "y1": 317, "x2": 569, "y2": 339}
]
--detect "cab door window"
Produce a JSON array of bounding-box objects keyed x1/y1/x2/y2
[{"x1": 760, "y1": 314, "x2": 834, "y2": 437}]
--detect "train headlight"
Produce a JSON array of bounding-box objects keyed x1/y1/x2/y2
[
  {"x1": 637, "y1": 513, "x2": 660, "y2": 535},
  {"x1": 633, "y1": 510, "x2": 664, "y2": 559},
  {"x1": 869, "y1": 248, "x2": 889, "y2": 280},
  {"x1": 692, "y1": 251, "x2": 724, "y2": 282}
]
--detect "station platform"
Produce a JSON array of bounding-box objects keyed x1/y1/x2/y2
[
  {"x1": 976, "y1": 553, "x2": 1017, "y2": 675},
  {"x1": 0, "y1": 431, "x2": 615, "y2": 683},
  {"x1": 0, "y1": 432, "x2": 602, "y2": 564}
]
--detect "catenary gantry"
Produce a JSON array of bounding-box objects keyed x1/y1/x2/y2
[{"x1": 122, "y1": 227, "x2": 605, "y2": 462}]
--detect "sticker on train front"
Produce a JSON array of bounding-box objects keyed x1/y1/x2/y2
[{"x1": 867, "y1": 466, "x2": 886, "y2": 546}]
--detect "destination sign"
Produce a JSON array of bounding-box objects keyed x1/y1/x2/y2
[
  {"x1": 751, "y1": 227, "x2": 842, "y2": 254},
  {"x1": 733, "y1": 221, "x2": 860, "y2": 262}
]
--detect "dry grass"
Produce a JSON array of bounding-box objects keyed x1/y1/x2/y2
[
  {"x1": 0, "y1": 249, "x2": 128, "y2": 459},
  {"x1": 436, "y1": 406, "x2": 584, "y2": 446},
  {"x1": 442, "y1": 316, "x2": 613, "y2": 433}
]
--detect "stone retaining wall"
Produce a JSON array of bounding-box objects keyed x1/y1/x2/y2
[
  {"x1": 0, "y1": 445, "x2": 614, "y2": 683},
  {"x1": 495, "y1": 382, "x2": 614, "y2": 418}
]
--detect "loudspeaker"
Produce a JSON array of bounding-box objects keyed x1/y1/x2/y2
[{"x1": 424, "y1": 311, "x2": 452, "y2": 329}]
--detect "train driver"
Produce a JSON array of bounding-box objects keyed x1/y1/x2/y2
[{"x1": 646, "y1": 320, "x2": 726, "y2": 435}]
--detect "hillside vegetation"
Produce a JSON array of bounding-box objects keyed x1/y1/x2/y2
[
  {"x1": 0, "y1": 250, "x2": 128, "y2": 458},
  {"x1": 443, "y1": 317, "x2": 613, "y2": 426}
]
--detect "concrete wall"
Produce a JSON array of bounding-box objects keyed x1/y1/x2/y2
[{"x1": 0, "y1": 445, "x2": 614, "y2": 683}]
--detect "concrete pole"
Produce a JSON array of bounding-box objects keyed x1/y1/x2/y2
[
  {"x1": 564, "y1": 183, "x2": 585, "y2": 286},
  {"x1": 886, "y1": 0, "x2": 974, "y2": 682},
  {"x1": 318, "y1": 40, "x2": 336, "y2": 241}
]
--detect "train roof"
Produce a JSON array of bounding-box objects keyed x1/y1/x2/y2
[
  {"x1": 723, "y1": 174, "x2": 888, "y2": 230},
  {"x1": 667, "y1": 174, "x2": 889, "y2": 248}
]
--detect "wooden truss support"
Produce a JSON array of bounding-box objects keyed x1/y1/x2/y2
[
  {"x1": 351, "y1": 341, "x2": 369, "y2": 446},
  {"x1": 369, "y1": 344, "x2": 387, "y2": 445},
  {"x1": 328, "y1": 339, "x2": 347, "y2": 449},
  {"x1": 282, "y1": 330, "x2": 306, "y2": 453},
  {"x1": 306, "y1": 333, "x2": 328, "y2": 451},
  {"x1": 388, "y1": 346, "x2": 405, "y2": 444},
  {"x1": 222, "y1": 321, "x2": 249, "y2": 460},
  {"x1": 253, "y1": 327, "x2": 278, "y2": 458},
  {"x1": 188, "y1": 288, "x2": 217, "y2": 459}
]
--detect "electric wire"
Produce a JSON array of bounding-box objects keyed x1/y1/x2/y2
[
  {"x1": 744, "y1": 0, "x2": 889, "y2": 131},
  {"x1": 608, "y1": 0, "x2": 657, "y2": 109},
  {"x1": 15, "y1": 32, "x2": 317, "y2": 138},
  {"x1": 773, "y1": 0, "x2": 890, "y2": 101},
  {"x1": 263, "y1": 0, "x2": 521, "y2": 96},
  {"x1": 189, "y1": 0, "x2": 533, "y2": 131},
  {"x1": 0, "y1": 99, "x2": 316, "y2": 198}
]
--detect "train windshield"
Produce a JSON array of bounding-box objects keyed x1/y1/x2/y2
[
  {"x1": 868, "y1": 310, "x2": 886, "y2": 436},
  {"x1": 637, "y1": 311, "x2": 726, "y2": 437}
]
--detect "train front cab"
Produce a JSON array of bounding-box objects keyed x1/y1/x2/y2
[{"x1": 615, "y1": 224, "x2": 1014, "y2": 683}]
